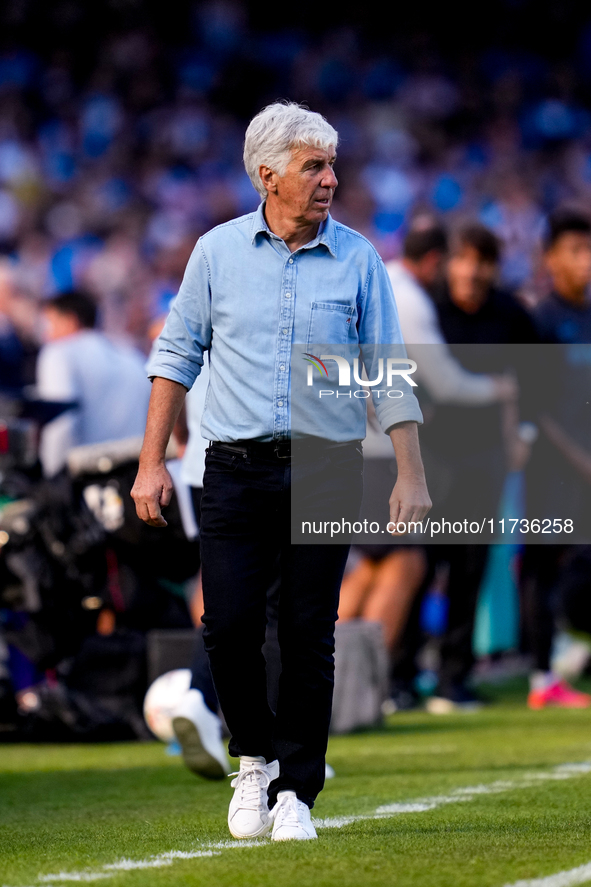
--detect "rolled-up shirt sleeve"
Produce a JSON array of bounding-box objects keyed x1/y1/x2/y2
[
  {"x1": 147, "y1": 240, "x2": 212, "y2": 390},
  {"x1": 358, "y1": 258, "x2": 424, "y2": 432}
]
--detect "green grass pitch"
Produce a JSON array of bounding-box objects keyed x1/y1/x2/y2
[{"x1": 3, "y1": 678, "x2": 591, "y2": 887}]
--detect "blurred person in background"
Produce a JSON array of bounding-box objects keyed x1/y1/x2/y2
[
  {"x1": 521, "y1": 208, "x2": 591, "y2": 710},
  {"x1": 340, "y1": 220, "x2": 519, "y2": 709},
  {"x1": 392, "y1": 223, "x2": 539, "y2": 713},
  {"x1": 0, "y1": 259, "x2": 39, "y2": 393},
  {"x1": 389, "y1": 219, "x2": 520, "y2": 405},
  {"x1": 36, "y1": 291, "x2": 151, "y2": 477},
  {"x1": 338, "y1": 543, "x2": 427, "y2": 673},
  {"x1": 426, "y1": 223, "x2": 538, "y2": 712},
  {"x1": 535, "y1": 209, "x2": 591, "y2": 342},
  {"x1": 381, "y1": 221, "x2": 519, "y2": 709}
]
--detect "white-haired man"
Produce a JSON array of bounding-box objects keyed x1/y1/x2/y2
[{"x1": 131, "y1": 103, "x2": 430, "y2": 840}]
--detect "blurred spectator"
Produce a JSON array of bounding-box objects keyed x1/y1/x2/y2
[
  {"x1": 339, "y1": 545, "x2": 427, "y2": 662},
  {"x1": 522, "y1": 208, "x2": 591, "y2": 709},
  {"x1": 343, "y1": 222, "x2": 520, "y2": 708},
  {"x1": 0, "y1": 4, "x2": 591, "y2": 344},
  {"x1": 36, "y1": 291, "x2": 151, "y2": 476},
  {"x1": 393, "y1": 223, "x2": 538, "y2": 713},
  {"x1": 389, "y1": 220, "x2": 518, "y2": 405},
  {"x1": 480, "y1": 172, "x2": 545, "y2": 290},
  {"x1": 0, "y1": 258, "x2": 38, "y2": 391}
]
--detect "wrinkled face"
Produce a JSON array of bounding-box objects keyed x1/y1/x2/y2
[
  {"x1": 267, "y1": 144, "x2": 337, "y2": 225},
  {"x1": 545, "y1": 232, "x2": 591, "y2": 293},
  {"x1": 447, "y1": 245, "x2": 497, "y2": 310}
]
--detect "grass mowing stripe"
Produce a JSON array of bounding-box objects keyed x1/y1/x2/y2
[
  {"x1": 504, "y1": 860, "x2": 591, "y2": 886},
  {"x1": 9, "y1": 759, "x2": 590, "y2": 887}
]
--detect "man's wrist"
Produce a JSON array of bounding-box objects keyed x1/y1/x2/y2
[
  {"x1": 395, "y1": 469, "x2": 427, "y2": 484},
  {"x1": 139, "y1": 453, "x2": 167, "y2": 468},
  {"x1": 385, "y1": 420, "x2": 416, "y2": 435}
]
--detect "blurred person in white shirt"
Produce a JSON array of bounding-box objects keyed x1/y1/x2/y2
[
  {"x1": 37, "y1": 291, "x2": 151, "y2": 477},
  {"x1": 338, "y1": 222, "x2": 518, "y2": 711},
  {"x1": 387, "y1": 221, "x2": 516, "y2": 404}
]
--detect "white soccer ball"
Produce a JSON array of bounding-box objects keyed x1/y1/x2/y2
[{"x1": 143, "y1": 668, "x2": 192, "y2": 742}]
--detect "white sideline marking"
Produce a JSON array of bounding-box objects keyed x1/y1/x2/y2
[
  {"x1": 4, "y1": 761, "x2": 590, "y2": 887},
  {"x1": 313, "y1": 762, "x2": 591, "y2": 830},
  {"x1": 103, "y1": 849, "x2": 221, "y2": 870},
  {"x1": 38, "y1": 875, "x2": 111, "y2": 882},
  {"x1": 103, "y1": 859, "x2": 172, "y2": 870},
  {"x1": 504, "y1": 861, "x2": 591, "y2": 886}
]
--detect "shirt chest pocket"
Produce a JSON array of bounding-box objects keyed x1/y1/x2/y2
[{"x1": 307, "y1": 301, "x2": 357, "y2": 346}]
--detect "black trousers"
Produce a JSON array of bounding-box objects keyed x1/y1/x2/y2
[
  {"x1": 436, "y1": 544, "x2": 489, "y2": 691},
  {"x1": 391, "y1": 446, "x2": 504, "y2": 693},
  {"x1": 199, "y1": 440, "x2": 362, "y2": 809},
  {"x1": 188, "y1": 489, "x2": 282, "y2": 716},
  {"x1": 390, "y1": 544, "x2": 489, "y2": 692}
]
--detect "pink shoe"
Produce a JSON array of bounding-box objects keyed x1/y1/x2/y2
[{"x1": 528, "y1": 679, "x2": 591, "y2": 710}]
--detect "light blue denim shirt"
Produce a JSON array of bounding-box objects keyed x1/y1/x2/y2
[{"x1": 148, "y1": 202, "x2": 423, "y2": 442}]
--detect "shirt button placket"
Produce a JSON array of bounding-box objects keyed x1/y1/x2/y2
[{"x1": 275, "y1": 257, "x2": 295, "y2": 438}]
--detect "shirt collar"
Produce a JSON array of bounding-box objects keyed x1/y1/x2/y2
[{"x1": 251, "y1": 201, "x2": 337, "y2": 258}]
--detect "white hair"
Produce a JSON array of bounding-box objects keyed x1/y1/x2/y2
[{"x1": 243, "y1": 102, "x2": 339, "y2": 198}]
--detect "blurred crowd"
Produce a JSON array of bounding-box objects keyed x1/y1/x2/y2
[
  {"x1": 2, "y1": 1, "x2": 591, "y2": 742},
  {"x1": 1, "y1": 1, "x2": 591, "y2": 358}
]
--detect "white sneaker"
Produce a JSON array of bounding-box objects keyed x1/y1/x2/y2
[
  {"x1": 171, "y1": 688, "x2": 229, "y2": 780},
  {"x1": 271, "y1": 790, "x2": 318, "y2": 841},
  {"x1": 228, "y1": 757, "x2": 280, "y2": 839}
]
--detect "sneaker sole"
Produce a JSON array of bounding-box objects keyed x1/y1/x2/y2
[
  {"x1": 172, "y1": 716, "x2": 226, "y2": 780},
  {"x1": 228, "y1": 818, "x2": 273, "y2": 839},
  {"x1": 272, "y1": 831, "x2": 317, "y2": 841}
]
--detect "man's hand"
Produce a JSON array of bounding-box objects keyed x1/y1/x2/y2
[
  {"x1": 131, "y1": 376, "x2": 188, "y2": 527},
  {"x1": 389, "y1": 474, "x2": 432, "y2": 534},
  {"x1": 387, "y1": 421, "x2": 432, "y2": 535},
  {"x1": 131, "y1": 461, "x2": 174, "y2": 527},
  {"x1": 492, "y1": 372, "x2": 518, "y2": 402}
]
